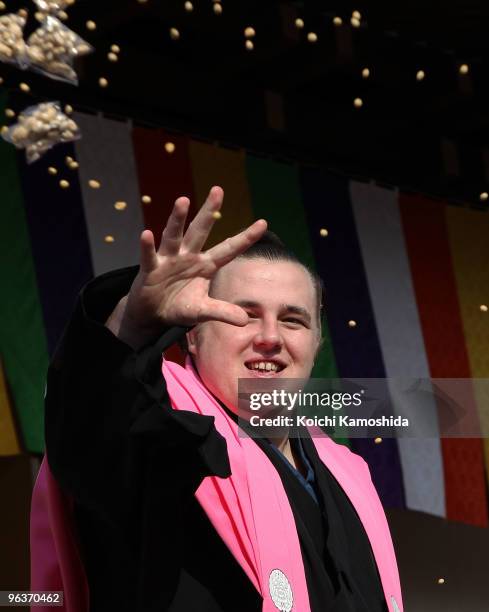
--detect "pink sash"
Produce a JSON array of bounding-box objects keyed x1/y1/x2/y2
[
  {"x1": 163, "y1": 358, "x2": 310, "y2": 611},
  {"x1": 30, "y1": 357, "x2": 403, "y2": 611}
]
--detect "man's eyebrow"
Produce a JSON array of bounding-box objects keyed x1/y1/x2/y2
[
  {"x1": 234, "y1": 300, "x2": 312, "y2": 323},
  {"x1": 234, "y1": 300, "x2": 261, "y2": 310},
  {"x1": 283, "y1": 304, "x2": 312, "y2": 322}
]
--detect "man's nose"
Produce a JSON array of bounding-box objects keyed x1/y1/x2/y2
[{"x1": 253, "y1": 319, "x2": 283, "y2": 350}]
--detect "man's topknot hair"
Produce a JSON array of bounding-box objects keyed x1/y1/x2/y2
[{"x1": 237, "y1": 230, "x2": 295, "y2": 261}]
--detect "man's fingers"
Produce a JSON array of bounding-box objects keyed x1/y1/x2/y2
[
  {"x1": 159, "y1": 197, "x2": 190, "y2": 256},
  {"x1": 198, "y1": 298, "x2": 250, "y2": 327},
  {"x1": 139, "y1": 230, "x2": 158, "y2": 273},
  {"x1": 181, "y1": 186, "x2": 224, "y2": 253},
  {"x1": 206, "y1": 219, "x2": 268, "y2": 269}
]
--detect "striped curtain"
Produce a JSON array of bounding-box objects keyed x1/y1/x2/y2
[{"x1": 1, "y1": 109, "x2": 488, "y2": 527}]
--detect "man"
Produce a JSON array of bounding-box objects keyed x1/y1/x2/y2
[{"x1": 31, "y1": 186, "x2": 403, "y2": 611}]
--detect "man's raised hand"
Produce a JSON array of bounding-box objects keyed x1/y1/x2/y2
[{"x1": 105, "y1": 186, "x2": 267, "y2": 348}]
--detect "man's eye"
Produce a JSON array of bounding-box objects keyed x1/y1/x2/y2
[
  {"x1": 246, "y1": 312, "x2": 259, "y2": 319},
  {"x1": 283, "y1": 318, "x2": 303, "y2": 325}
]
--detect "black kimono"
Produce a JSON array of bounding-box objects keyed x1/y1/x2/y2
[{"x1": 44, "y1": 267, "x2": 388, "y2": 611}]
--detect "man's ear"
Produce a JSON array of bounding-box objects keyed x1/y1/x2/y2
[
  {"x1": 314, "y1": 333, "x2": 324, "y2": 361},
  {"x1": 186, "y1": 328, "x2": 198, "y2": 356}
]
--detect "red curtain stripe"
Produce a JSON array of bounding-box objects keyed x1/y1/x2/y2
[{"x1": 400, "y1": 194, "x2": 488, "y2": 527}]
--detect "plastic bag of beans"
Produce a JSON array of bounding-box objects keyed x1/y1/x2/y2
[
  {"x1": 26, "y1": 16, "x2": 92, "y2": 85},
  {"x1": 0, "y1": 12, "x2": 28, "y2": 69},
  {"x1": 1, "y1": 101, "x2": 81, "y2": 163}
]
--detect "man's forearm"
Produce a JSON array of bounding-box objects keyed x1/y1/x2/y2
[{"x1": 105, "y1": 296, "x2": 160, "y2": 350}]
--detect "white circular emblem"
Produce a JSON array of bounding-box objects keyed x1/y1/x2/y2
[
  {"x1": 391, "y1": 595, "x2": 400, "y2": 612},
  {"x1": 269, "y1": 569, "x2": 293, "y2": 611}
]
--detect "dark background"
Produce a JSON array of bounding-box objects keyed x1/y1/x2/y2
[{"x1": 3, "y1": 0, "x2": 489, "y2": 207}]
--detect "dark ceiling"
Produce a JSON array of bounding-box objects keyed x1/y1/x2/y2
[{"x1": 3, "y1": 0, "x2": 489, "y2": 207}]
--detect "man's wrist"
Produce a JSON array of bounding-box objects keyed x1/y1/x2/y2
[
  {"x1": 105, "y1": 297, "x2": 157, "y2": 350},
  {"x1": 105, "y1": 295, "x2": 127, "y2": 335}
]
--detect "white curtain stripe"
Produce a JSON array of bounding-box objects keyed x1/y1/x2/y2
[
  {"x1": 74, "y1": 113, "x2": 144, "y2": 275},
  {"x1": 350, "y1": 181, "x2": 445, "y2": 518}
]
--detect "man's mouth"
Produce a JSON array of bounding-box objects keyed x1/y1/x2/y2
[{"x1": 244, "y1": 360, "x2": 286, "y2": 375}]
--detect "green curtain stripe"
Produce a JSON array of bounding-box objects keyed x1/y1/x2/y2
[
  {"x1": 0, "y1": 93, "x2": 49, "y2": 453},
  {"x1": 245, "y1": 155, "x2": 336, "y2": 374},
  {"x1": 245, "y1": 156, "x2": 348, "y2": 446}
]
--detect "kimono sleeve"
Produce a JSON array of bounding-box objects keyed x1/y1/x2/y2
[{"x1": 44, "y1": 265, "x2": 230, "y2": 528}]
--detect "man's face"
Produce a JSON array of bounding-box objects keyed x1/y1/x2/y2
[{"x1": 187, "y1": 258, "x2": 321, "y2": 413}]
